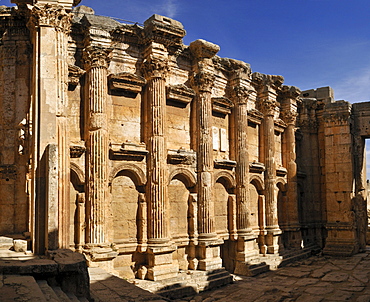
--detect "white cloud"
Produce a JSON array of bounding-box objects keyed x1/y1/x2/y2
[
  {"x1": 333, "y1": 67, "x2": 370, "y2": 103},
  {"x1": 160, "y1": 0, "x2": 178, "y2": 18}
]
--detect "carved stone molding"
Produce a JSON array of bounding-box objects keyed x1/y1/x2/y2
[
  {"x1": 167, "y1": 149, "x2": 196, "y2": 165},
  {"x1": 214, "y1": 159, "x2": 237, "y2": 170},
  {"x1": 83, "y1": 45, "x2": 112, "y2": 69},
  {"x1": 108, "y1": 72, "x2": 146, "y2": 94},
  {"x1": 252, "y1": 72, "x2": 284, "y2": 92},
  {"x1": 28, "y1": 4, "x2": 72, "y2": 33},
  {"x1": 68, "y1": 65, "x2": 85, "y2": 87},
  {"x1": 248, "y1": 109, "x2": 264, "y2": 125},
  {"x1": 70, "y1": 145, "x2": 86, "y2": 158},
  {"x1": 166, "y1": 84, "x2": 195, "y2": 106},
  {"x1": 279, "y1": 85, "x2": 301, "y2": 100},
  {"x1": 189, "y1": 39, "x2": 220, "y2": 59},
  {"x1": 0, "y1": 165, "x2": 17, "y2": 180},
  {"x1": 110, "y1": 142, "x2": 148, "y2": 161},
  {"x1": 212, "y1": 97, "x2": 233, "y2": 116},
  {"x1": 143, "y1": 14, "x2": 186, "y2": 49},
  {"x1": 142, "y1": 57, "x2": 169, "y2": 79},
  {"x1": 276, "y1": 167, "x2": 287, "y2": 177},
  {"x1": 249, "y1": 162, "x2": 265, "y2": 174}
]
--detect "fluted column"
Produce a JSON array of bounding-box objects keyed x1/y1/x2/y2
[
  {"x1": 142, "y1": 57, "x2": 169, "y2": 246},
  {"x1": 280, "y1": 85, "x2": 302, "y2": 248},
  {"x1": 253, "y1": 72, "x2": 283, "y2": 254},
  {"x1": 192, "y1": 71, "x2": 217, "y2": 239},
  {"x1": 83, "y1": 46, "x2": 111, "y2": 246},
  {"x1": 231, "y1": 86, "x2": 253, "y2": 236}
]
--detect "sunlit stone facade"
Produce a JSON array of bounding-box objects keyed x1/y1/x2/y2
[{"x1": 0, "y1": 0, "x2": 368, "y2": 281}]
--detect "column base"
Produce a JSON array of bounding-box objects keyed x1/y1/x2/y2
[
  {"x1": 323, "y1": 238, "x2": 358, "y2": 256},
  {"x1": 265, "y1": 228, "x2": 282, "y2": 254},
  {"x1": 197, "y1": 239, "x2": 223, "y2": 271},
  {"x1": 83, "y1": 246, "x2": 118, "y2": 272},
  {"x1": 147, "y1": 245, "x2": 179, "y2": 281}
]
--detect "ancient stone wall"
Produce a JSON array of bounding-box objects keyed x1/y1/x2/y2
[{"x1": 0, "y1": 1, "x2": 369, "y2": 281}]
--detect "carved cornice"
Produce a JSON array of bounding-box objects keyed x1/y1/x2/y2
[
  {"x1": 166, "y1": 84, "x2": 195, "y2": 105},
  {"x1": 249, "y1": 162, "x2": 265, "y2": 173},
  {"x1": 83, "y1": 45, "x2": 112, "y2": 69},
  {"x1": 27, "y1": 4, "x2": 72, "y2": 33},
  {"x1": 143, "y1": 15, "x2": 185, "y2": 49},
  {"x1": 189, "y1": 39, "x2": 220, "y2": 59},
  {"x1": 108, "y1": 72, "x2": 146, "y2": 94},
  {"x1": 212, "y1": 97, "x2": 233, "y2": 116},
  {"x1": 248, "y1": 109, "x2": 264, "y2": 125},
  {"x1": 142, "y1": 57, "x2": 169, "y2": 79},
  {"x1": 279, "y1": 85, "x2": 301, "y2": 100},
  {"x1": 167, "y1": 149, "x2": 196, "y2": 165},
  {"x1": 110, "y1": 142, "x2": 148, "y2": 161},
  {"x1": 252, "y1": 72, "x2": 284, "y2": 94},
  {"x1": 190, "y1": 71, "x2": 215, "y2": 93},
  {"x1": 68, "y1": 65, "x2": 85, "y2": 87},
  {"x1": 214, "y1": 159, "x2": 237, "y2": 170}
]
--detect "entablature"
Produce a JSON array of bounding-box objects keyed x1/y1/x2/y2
[{"x1": 108, "y1": 72, "x2": 146, "y2": 94}]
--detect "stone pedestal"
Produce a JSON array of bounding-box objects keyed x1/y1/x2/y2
[{"x1": 147, "y1": 247, "x2": 179, "y2": 281}]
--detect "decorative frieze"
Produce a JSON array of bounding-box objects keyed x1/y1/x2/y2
[
  {"x1": 109, "y1": 142, "x2": 148, "y2": 161},
  {"x1": 212, "y1": 97, "x2": 233, "y2": 116}
]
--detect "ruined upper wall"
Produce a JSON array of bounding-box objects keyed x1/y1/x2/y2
[{"x1": 11, "y1": 0, "x2": 81, "y2": 10}]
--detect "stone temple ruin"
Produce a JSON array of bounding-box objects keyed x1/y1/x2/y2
[{"x1": 1, "y1": 0, "x2": 370, "y2": 293}]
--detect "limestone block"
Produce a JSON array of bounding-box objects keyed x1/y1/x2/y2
[{"x1": 13, "y1": 239, "x2": 27, "y2": 252}]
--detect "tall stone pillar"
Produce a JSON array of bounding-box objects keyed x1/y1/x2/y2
[
  {"x1": 279, "y1": 85, "x2": 302, "y2": 249},
  {"x1": 27, "y1": 3, "x2": 72, "y2": 253},
  {"x1": 228, "y1": 62, "x2": 259, "y2": 270},
  {"x1": 190, "y1": 39, "x2": 222, "y2": 271},
  {"x1": 142, "y1": 56, "x2": 169, "y2": 246},
  {"x1": 252, "y1": 72, "x2": 283, "y2": 254},
  {"x1": 83, "y1": 46, "x2": 111, "y2": 247}
]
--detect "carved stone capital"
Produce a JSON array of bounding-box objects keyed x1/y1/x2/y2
[
  {"x1": 258, "y1": 98, "x2": 278, "y2": 116},
  {"x1": 27, "y1": 4, "x2": 72, "y2": 33},
  {"x1": 230, "y1": 86, "x2": 254, "y2": 105},
  {"x1": 142, "y1": 57, "x2": 169, "y2": 79},
  {"x1": 280, "y1": 111, "x2": 298, "y2": 125},
  {"x1": 83, "y1": 45, "x2": 112, "y2": 69},
  {"x1": 190, "y1": 71, "x2": 215, "y2": 93}
]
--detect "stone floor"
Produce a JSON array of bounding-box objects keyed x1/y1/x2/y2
[{"x1": 86, "y1": 247, "x2": 370, "y2": 301}]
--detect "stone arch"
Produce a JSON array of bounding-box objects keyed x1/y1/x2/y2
[
  {"x1": 70, "y1": 162, "x2": 84, "y2": 188},
  {"x1": 168, "y1": 168, "x2": 197, "y2": 189},
  {"x1": 109, "y1": 163, "x2": 146, "y2": 191},
  {"x1": 250, "y1": 175, "x2": 264, "y2": 193},
  {"x1": 214, "y1": 171, "x2": 236, "y2": 193}
]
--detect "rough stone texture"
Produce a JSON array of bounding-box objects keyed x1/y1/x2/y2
[{"x1": 0, "y1": 0, "x2": 370, "y2": 287}]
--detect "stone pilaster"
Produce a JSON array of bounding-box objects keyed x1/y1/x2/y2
[
  {"x1": 253, "y1": 72, "x2": 283, "y2": 254},
  {"x1": 83, "y1": 45, "x2": 111, "y2": 246},
  {"x1": 279, "y1": 85, "x2": 302, "y2": 249},
  {"x1": 190, "y1": 39, "x2": 222, "y2": 271},
  {"x1": 27, "y1": 3, "x2": 72, "y2": 252}
]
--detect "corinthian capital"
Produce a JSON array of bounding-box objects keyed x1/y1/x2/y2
[
  {"x1": 83, "y1": 45, "x2": 112, "y2": 69},
  {"x1": 230, "y1": 86, "x2": 254, "y2": 105},
  {"x1": 27, "y1": 4, "x2": 72, "y2": 33},
  {"x1": 258, "y1": 98, "x2": 278, "y2": 116},
  {"x1": 280, "y1": 111, "x2": 298, "y2": 125},
  {"x1": 142, "y1": 57, "x2": 169, "y2": 79},
  {"x1": 190, "y1": 71, "x2": 215, "y2": 93}
]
